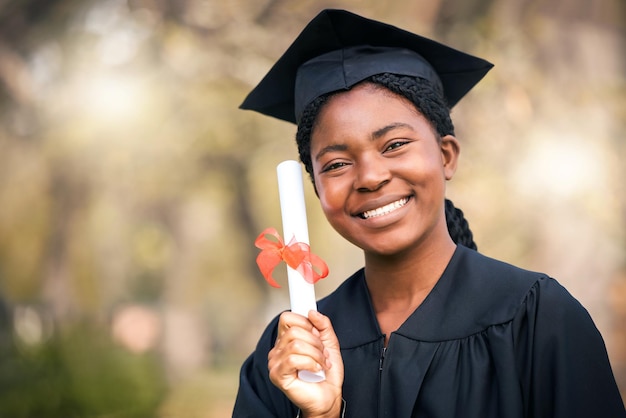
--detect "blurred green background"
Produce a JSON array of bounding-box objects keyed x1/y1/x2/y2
[{"x1": 0, "y1": 0, "x2": 624, "y2": 416}]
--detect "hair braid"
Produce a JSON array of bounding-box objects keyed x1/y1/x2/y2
[{"x1": 445, "y1": 199, "x2": 477, "y2": 250}]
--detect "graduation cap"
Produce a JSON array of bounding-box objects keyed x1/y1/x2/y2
[{"x1": 240, "y1": 9, "x2": 494, "y2": 125}]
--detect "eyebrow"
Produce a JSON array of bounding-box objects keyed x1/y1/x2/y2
[
  {"x1": 371, "y1": 122, "x2": 414, "y2": 140},
  {"x1": 314, "y1": 143, "x2": 348, "y2": 161}
]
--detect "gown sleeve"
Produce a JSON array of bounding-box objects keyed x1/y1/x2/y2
[
  {"x1": 516, "y1": 277, "x2": 626, "y2": 417},
  {"x1": 232, "y1": 316, "x2": 298, "y2": 418}
]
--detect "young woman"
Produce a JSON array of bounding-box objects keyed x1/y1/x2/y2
[{"x1": 233, "y1": 9, "x2": 626, "y2": 418}]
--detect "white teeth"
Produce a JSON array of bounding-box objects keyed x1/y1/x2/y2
[{"x1": 361, "y1": 197, "x2": 409, "y2": 219}]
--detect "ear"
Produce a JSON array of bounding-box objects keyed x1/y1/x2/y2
[{"x1": 440, "y1": 135, "x2": 460, "y2": 180}]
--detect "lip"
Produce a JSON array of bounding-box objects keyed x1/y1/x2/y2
[{"x1": 352, "y1": 195, "x2": 413, "y2": 219}]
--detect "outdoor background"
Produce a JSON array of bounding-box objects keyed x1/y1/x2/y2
[{"x1": 0, "y1": 0, "x2": 624, "y2": 416}]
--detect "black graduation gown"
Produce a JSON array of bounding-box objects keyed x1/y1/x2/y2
[{"x1": 233, "y1": 245, "x2": 626, "y2": 417}]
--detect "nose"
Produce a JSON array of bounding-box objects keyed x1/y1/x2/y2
[{"x1": 354, "y1": 154, "x2": 391, "y2": 192}]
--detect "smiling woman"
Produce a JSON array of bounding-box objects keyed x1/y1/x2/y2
[
  {"x1": 233, "y1": 8, "x2": 626, "y2": 418},
  {"x1": 309, "y1": 83, "x2": 458, "y2": 260}
]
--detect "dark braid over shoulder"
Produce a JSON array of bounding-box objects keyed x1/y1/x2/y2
[
  {"x1": 295, "y1": 73, "x2": 477, "y2": 250},
  {"x1": 445, "y1": 199, "x2": 477, "y2": 250}
]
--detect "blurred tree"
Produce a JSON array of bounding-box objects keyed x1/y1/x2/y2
[
  {"x1": 0, "y1": 322, "x2": 166, "y2": 417},
  {"x1": 0, "y1": 0, "x2": 623, "y2": 416}
]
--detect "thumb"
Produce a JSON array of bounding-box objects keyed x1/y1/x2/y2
[
  {"x1": 308, "y1": 310, "x2": 340, "y2": 350},
  {"x1": 308, "y1": 310, "x2": 344, "y2": 392}
]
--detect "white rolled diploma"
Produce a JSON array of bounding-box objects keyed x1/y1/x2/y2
[{"x1": 276, "y1": 160, "x2": 326, "y2": 383}]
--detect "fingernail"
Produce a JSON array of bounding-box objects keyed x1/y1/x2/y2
[{"x1": 309, "y1": 310, "x2": 321, "y2": 318}]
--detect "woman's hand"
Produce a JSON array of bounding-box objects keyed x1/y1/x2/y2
[{"x1": 268, "y1": 310, "x2": 344, "y2": 418}]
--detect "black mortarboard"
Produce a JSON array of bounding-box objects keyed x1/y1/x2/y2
[{"x1": 240, "y1": 9, "x2": 494, "y2": 125}]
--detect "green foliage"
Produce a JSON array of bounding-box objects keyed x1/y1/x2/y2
[{"x1": 0, "y1": 324, "x2": 166, "y2": 418}]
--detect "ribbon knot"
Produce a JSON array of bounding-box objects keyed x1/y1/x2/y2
[{"x1": 255, "y1": 227, "x2": 329, "y2": 288}]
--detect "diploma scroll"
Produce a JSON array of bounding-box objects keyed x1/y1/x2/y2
[{"x1": 276, "y1": 160, "x2": 326, "y2": 383}]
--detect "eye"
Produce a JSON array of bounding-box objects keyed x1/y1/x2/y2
[
  {"x1": 321, "y1": 161, "x2": 349, "y2": 173},
  {"x1": 384, "y1": 140, "x2": 409, "y2": 153}
]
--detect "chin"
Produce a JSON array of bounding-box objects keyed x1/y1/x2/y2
[{"x1": 356, "y1": 237, "x2": 414, "y2": 258}]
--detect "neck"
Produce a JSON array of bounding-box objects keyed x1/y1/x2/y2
[{"x1": 364, "y1": 235, "x2": 456, "y2": 312}]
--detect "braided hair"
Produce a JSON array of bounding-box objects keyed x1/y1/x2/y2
[
  {"x1": 295, "y1": 73, "x2": 477, "y2": 250},
  {"x1": 444, "y1": 199, "x2": 477, "y2": 250}
]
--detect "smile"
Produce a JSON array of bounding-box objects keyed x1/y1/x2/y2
[{"x1": 359, "y1": 197, "x2": 410, "y2": 219}]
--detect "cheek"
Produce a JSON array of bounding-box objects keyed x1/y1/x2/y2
[
  {"x1": 319, "y1": 194, "x2": 352, "y2": 239},
  {"x1": 397, "y1": 156, "x2": 444, "y2": 186},
  {"x1": 316, "y1": 182, "x2": 347, "y2": 218},
  {"x1": 318, "y1": 188, "x2": 341, "y2": 214},
  {"x1": 413, "y1": 148, "x2": 449, "y2": 181}
]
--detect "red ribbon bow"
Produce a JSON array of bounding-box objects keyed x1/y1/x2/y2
[{"x1": 255, "y1": 227, "x2": 329, "y2": 288}]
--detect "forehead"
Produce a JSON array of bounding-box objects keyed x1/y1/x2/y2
[{"x1": 314, "y1": 82, "x2": 423, "y2": 128}]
